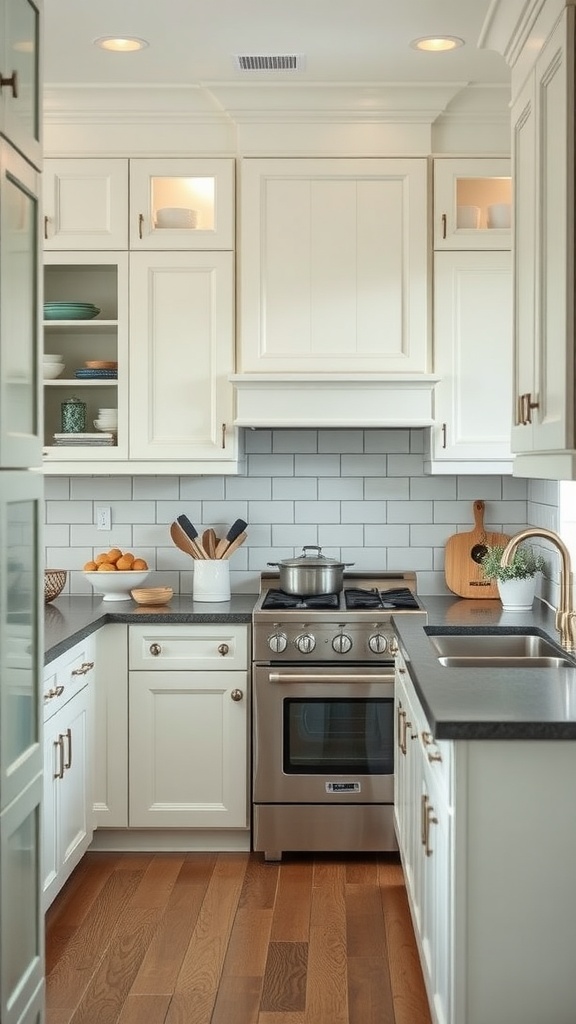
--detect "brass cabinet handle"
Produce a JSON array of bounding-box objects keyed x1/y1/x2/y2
[
  {"x1": 63, "y1": 728, "x2": 72, "y2": 770},
  {"x1": 149, "y1": 643, "x2": 162, "y2": 656},
  {"x1": 71, "y1": 661, "x2": 94, "y2": 676},
  {"x1": 218, "y1": 643, "x2": 229, "y2": 656},
  {"x1": 441, "y1": 212, "x2": 447, "y2": 239},
  {"x1": 0, "y1": 71, "x2": 18, "y2": 98},
  {"x1": 424, "y1": 797, "x2": 438, "y2": 857},
  {"x1": 420, "y1": 793, "x2": 428, "y2": 846},
  {"x1": 138, "y1": 213, "x2": 144, "y2": 239},
  {"x1": 442, "y1": 422, "x2": 447, "y2": 449},
  {"x1": 44, "y1": 684, "x2": 65, "y2": 701},
  {"x1": 517, "y1": 392, "x2": 540, "y2": 425},
  {"x1": 44, "y1": 215, "x2": 49, "y2": 240},
  {"x1": 397, "y1": 707, "x2": 407, "y2": 755},
  {"x1": 231, "y1": 688, "x2": 244, "y2": 702},
  {"x1": 221, "y1": 422, "x2": 226, "y2": 449},
  {"x1": 525, "y1": 393, "x2": 539, "y2": 424},
  {"x1": 54, "y1": 735, "x2": 65, "y2": 779}
]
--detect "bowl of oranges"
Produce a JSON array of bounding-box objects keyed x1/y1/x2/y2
[{"x1": 83, "y1": 548, "x2": 150, "y2": 601}]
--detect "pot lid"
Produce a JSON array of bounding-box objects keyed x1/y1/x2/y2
[{"x1": 273, "y1": 545, "x2": 346, "y2": 568}]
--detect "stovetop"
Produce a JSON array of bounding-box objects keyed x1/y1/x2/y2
[{"x1": 253, "y1": 571, "x2": 427, "y2": 663}]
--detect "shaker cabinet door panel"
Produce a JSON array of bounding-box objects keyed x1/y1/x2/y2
[
  {"x1": 43, "y1": 159, "x2": 129, "y2": 250},
  {"x1": 239, "y1": 158, "x2": 429, "y2": 374},
  {"x1": 129, "y1": 251, "x2": 236, "y2": 462}
]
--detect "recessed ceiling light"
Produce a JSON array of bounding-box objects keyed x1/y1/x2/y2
[
  {"x1": 410, "y1": 36, "x2": 464, "y2": 53},
  {"x1": 94, "y1": 36, "x2": 149, "y2": 53}
]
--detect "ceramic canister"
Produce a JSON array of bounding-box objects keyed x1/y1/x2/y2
[{"x1": 61, "y1": 396, "x2": 86, "y2": 433}]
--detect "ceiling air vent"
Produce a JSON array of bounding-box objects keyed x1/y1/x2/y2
[{"x1": 234, "y1": 53, "x2": 305, "y2": 72}]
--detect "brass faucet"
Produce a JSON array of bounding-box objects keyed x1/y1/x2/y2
[{"x1": 500, "y1": 528, "x2": 576, "y2": 652}]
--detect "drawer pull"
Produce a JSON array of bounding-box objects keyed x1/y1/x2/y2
[
  {"x1": 149, "y1": 643, "x2": 162, "y2": 656},
  {"x1": 139, "y1": 212, "x2": 144, "y2": 239},
  {"x1": 71, "y1": 661, "x2": 94, "y2": 676},
  {"x1": 218, "y1": 643, "x2": 230, "y2": 657},
  {"x1": 231, "y1": 688, "x2": 244, "y2": 702},
  {"x1": 44, "y1": 684, "x2": 65, "y2": 701},
  {"x1": 422, "y1": 730, "x2": 443, "y2": 763}
]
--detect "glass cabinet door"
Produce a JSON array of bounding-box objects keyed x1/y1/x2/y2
[
  {"x1": 1, "y1": 0, "x2": 41, "y2": 170},
  {"x1": 129, "y1": 158, "x2": 235, "y2": 250},
  {"x1": 0, "y1": 141, "x2": 42, "y2": 469},
  {"x1": 0, "y1": 471, "x2": 43, "y2": 812},
  {"x1": 434, "y1": 158, "x2": 512, "y2": 250}
]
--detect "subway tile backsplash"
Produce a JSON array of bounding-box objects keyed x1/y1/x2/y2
[{"x1": 44, "y1": 428, "x2": 542, "y2": 598}]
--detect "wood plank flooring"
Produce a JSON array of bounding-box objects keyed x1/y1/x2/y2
[{"x1": 45, "y1": 851, "x2": 432, "y2": 1024}]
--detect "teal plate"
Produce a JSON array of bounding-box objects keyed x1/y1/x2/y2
[{"x1": 44, "y1": 308, "x2": 101, "y2": 320}]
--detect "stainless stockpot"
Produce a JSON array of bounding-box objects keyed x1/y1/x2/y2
[{"x1": 267, "y1": 545, "x2": 354, "y2": 596}]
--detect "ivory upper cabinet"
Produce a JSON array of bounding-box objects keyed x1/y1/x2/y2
[
  {"x1": 0, "y1": 0, "x2": 41, "y2": 171},
  {"x1": 238, "y1": 158, "x2": 429, "y2": 375},
  {"x1": 510, "y1": 8, "x2": 576, "y2": 477},
  {"x1": 43, "y1": 159, "x2": 129, "y2": 249},
  {"x1": 434, "y1": 158, "x2": 512, "y2": 250},
  {"x1": 129, "y1": 159, "x2": 234, "y2": 250}
]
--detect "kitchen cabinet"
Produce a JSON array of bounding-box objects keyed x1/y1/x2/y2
[
  {"x1": 92, "y1": 624, "x2": 128, "y2": 828},
  {"x1": 395, "y1": 648, "x2": 452, "y2": 1024},
  {"x1": 128, "y1": 250, "x2": 237, "y2": 463},
  {"x1": 42, "y1": 638, "x2": 94, "y2": 910},
  {"x1": 0, "y1": 140, "x2": 42, "y2": 468},
  {"x1": 129, "y1": 158, "x2": 234, "y2": 250},
  {"x1": 42, "y1": 156, "x2": 240, "y2": 474},
  {"x1": 43, "y1": 159, "x2": 129, "y2": 249},
  {"x1": 394, "y1": 637, "x2": 576, "y2": 1024},
  {"x1": 509, "y1": 7, "x2": 576, "y2": 478},
  {"x1": 433, "y1": 158, "x2": 511, "y2": 250},
  {"x1": 238, "y1": 157, "x2": 430, "y2": 377},
  {"x1": 128, "y1": 624, "x2": 249, "y2": 829},
  {"x1": 0, "y1": 0, "x2": 41, "y2": 171},
  {"x1": 428, "y1": 250, "x2": 513, "y2": 473},
  {"x1": 42, "y1": 251, "x2": 129, "y2": 462},
  {"x1": 0, "y1": 774, "x2": 43, "y2": 1024}
]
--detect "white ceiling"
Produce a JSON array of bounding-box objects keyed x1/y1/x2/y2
[{"x1": 43, "y1": 0, "x2": 509, "y2": 90}]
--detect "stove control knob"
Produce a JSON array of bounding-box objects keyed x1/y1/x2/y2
[
  {"x1": 368, "y1": 633, "x2": 388, "y2": 654},
  {"x1": 268, "y1": 632, "x2": 288, "y2": 654},
  {"x1": 332, "y1": 633, "x2": 353, "y2": 654},
  {"x1": 295, "y1": 633, "x2": 316, "y2": 654}
]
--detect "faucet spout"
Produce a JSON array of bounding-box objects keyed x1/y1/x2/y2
[{"x1": 500, "y1": 528, "x2": 575, "y2": 651}]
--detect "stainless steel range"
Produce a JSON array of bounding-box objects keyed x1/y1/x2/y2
[{"x1": 252, "y1": 570, "x2": 427, "y2": 861}]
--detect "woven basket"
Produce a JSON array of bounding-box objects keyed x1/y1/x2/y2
[{"x1": 44, "y1": 569, "x2": 67, "y2": 604}]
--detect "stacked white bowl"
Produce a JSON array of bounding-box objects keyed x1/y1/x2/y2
[{"x1": 43, "y1": 353, "x2": 65, "y2": 379}]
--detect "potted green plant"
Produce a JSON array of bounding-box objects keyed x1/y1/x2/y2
[{"x1": 480, "y1": 543, "x2": 545, "y2": 610}]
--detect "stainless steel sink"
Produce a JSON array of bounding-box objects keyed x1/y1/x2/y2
[{"x1": 428, "y1": 633, "x2": 576, "y2": 669}]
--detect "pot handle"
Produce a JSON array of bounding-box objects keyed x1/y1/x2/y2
[
  {"x1": 301, "y1": 545, "x2": 323, "y2": 558},
  {"x1": 267, "y1": 562, "x2": 280, "y2": 567}
]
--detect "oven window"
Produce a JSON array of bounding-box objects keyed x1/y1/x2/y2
[{"x1": 283, "y1": 698, "x2": 393, "y2": 775}]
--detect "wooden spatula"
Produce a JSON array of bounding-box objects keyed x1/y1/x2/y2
[
  {"x1": 221, "y1": 530, "x2": 247, "y2": 560},
  {"x1": 214, "y1": 519, "x2": 248, "y2": 558},
  {"x1": 444, "y1": 500, "x2": 511, "y2": 599}
]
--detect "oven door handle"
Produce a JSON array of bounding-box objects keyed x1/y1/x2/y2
[{"x1": 268, "y1": 672, "x2": 394, "y2": 684}]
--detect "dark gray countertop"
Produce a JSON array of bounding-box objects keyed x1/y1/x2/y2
[
  {"x1": 393, "y1": 596, "x2": 576, "y2": 740},
  {"x1": 45, "y1": 591, "x2": 576, "y2": 740},
  {"x1": 44, "y1": 594, "x2": 256, "y2": 663}
]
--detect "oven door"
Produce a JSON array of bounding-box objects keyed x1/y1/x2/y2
[{"x1": 253, "y1": 664, "x2": 395, "y2": 803}]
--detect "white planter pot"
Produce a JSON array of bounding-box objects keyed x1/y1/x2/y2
[{"x1": 497, "y1": 576, "x2": 537, "y2": 611}]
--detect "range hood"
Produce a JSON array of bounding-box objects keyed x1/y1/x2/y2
[{"x1": 230, "y1": 374, "x2": 439, "y2": 428}]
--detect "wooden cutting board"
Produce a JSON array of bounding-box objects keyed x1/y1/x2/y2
[{"x1": 444, "y1": 500, "x2": 511, "y2": 599}]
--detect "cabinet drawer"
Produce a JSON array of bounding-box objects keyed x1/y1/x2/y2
[
  {"x1": 128, "y1": 624, "x2": 248, "y2": 671},
  {"x1": 43, "y1": 641, "x2": 95, "y2": 722}
]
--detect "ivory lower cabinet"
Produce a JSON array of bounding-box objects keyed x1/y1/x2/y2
[
  {"x1": 127, "y1": 624, "x2": 249, "y2": 829},
  {"x1": 394, "y1": 644, "x2": 576, "y2": 1024}
]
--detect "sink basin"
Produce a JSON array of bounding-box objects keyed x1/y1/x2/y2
[{"x1": 428, "y1": 633, "x2": 576, "y2": 669}]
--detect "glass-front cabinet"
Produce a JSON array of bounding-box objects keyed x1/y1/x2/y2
[
  {"x1": 129, "y1": 158, "x2": 235, "y2": 250},
  {"x1": 0, "y1": 140, "x2": 41, "y2": 469},
  {"x1": 434, "y1": 158, "x2": 512, "y2": 249},
  {"x1": 0, "y1": 0, "x2": 41, "y2": 170}
]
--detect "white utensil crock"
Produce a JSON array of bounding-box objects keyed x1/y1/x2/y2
[{"x1": 193, "y1": 560, "x2": 231, "y2": 602}]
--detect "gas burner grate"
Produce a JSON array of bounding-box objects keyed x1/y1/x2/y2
[
  {"x1": 344, "y1": 587, "x2": 420, "y2": 610},
  {"x1": 261, "y1": 589, "x2": 340, "y2": 610}
]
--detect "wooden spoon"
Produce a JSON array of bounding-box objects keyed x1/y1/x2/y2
[
  {"x1": 170, "y1": 521, "x2": 204, "y2": 560},
  {"x1": 202, "y1": 528, "x2": 218, "y2": 559}
]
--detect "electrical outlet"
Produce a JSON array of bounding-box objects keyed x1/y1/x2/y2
[{"x1": 96, "y1": 506, "x2": 111, "y2": 531}]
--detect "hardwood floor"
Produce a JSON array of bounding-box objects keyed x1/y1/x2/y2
[{"x1": 45, "y1": 851, "x2": 432, "y2": 1024}]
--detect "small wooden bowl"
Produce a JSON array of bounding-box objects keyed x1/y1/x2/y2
[
  {"x1": 131, "y1": 586, "x2": 174, "y2": 606},
  {"x1": 84, "y1": 360, "x2": 118, "y2": 369}
]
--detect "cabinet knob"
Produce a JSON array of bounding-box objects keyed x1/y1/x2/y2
[
  {"x1": 149, "y1": 643, "x2": 162, "y2": 656},
  {"x1": 0, "y1": 71, "x2": 18, "y2": 98},
  {"x1": 218, "y1": 643, "x2": 230, "y2": 656},
  {"x1": 231, "y1": 688, "x2": 244, "y2": 702}
]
